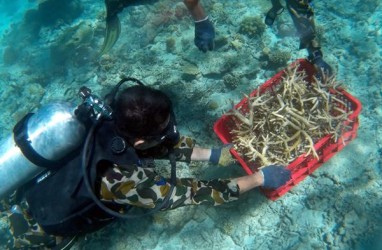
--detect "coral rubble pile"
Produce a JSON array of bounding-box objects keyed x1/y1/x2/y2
[{"x1": 228, "y1": 64, "x2": 353, "y2": 168}]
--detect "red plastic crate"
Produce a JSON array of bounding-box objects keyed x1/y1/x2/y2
[{"x1": 213, "y1": 59, "x2": 362, "y2": 200}]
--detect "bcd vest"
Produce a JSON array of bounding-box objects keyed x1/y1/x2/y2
[{"x1": 25, "y1": 120, "x2": 142, "y2": 236}]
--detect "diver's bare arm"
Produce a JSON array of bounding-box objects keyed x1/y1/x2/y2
[
  {"x1": 190, "y1": 147, "x2": 211, "y2": 161},
  {"x1": 236, "y1": 172, "x2": 264, "y2": 194},
  {"x1": 183, "y1": 0, "x2": 206, "y2": 21}
]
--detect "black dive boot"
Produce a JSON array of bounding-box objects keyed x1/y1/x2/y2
[{"x1": 265, "y1": 0, "x2": 285, "y2": 26}]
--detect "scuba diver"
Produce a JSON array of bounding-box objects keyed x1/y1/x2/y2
[
  {"x1": 101, "y1": 0, "x2": 215, "y2": 54},
  {"x1": 265, "y1": 0, "x2": 333, "y2": 77},
  {"x1": 0, "y1": 78, "x2": 291, "y2": 249},
  {"x1": 102, "y1": 0, "x2": 331, "y2": 76}
]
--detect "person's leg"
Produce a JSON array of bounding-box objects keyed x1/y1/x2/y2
[
  {"x1": 286, "y1": 0, "x2": 332, "y2": 76},
  {"x1": 5, "y1": 201, "x2": 57, "y2": 249},
  {"x1": 183, "y1": 0, "x2": 206, "y2": 21},
  {"x1": 0, "y1": 214, "x2": 12, "y2": 248},
  {"x1": 285, "y1": 0, "x2": 319, "y2": 52}
]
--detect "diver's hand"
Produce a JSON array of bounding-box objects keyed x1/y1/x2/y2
[
  {"x1": 209, "y1": 144, "x2": 235, "y2": 167},
  {"x1": 260, "y1": 165, "x2": 291, "y2": 189},
  {"x1": 194, "y1": 16, "x2": 215, "y2": 53},
  {"x1": 309, "y1": 50, "x2": 333, "y2": 80}
]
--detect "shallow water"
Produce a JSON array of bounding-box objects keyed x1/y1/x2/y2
[{"x1": 0, "y1": 0, "x2": 381, "y2": 249}]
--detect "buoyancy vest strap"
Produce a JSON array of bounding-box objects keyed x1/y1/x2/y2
[
  {"x1": 13, "y1": 113, "x2": 62, "y2": 169},
  {"x1": 104, "y1": 77, "x2": 145, "y2": 107},
  {"x1": 168, "y1": 148, "x2": 177, "y2": 185}
]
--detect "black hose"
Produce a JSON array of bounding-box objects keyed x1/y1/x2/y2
[{"x1": 104, "y1": 77, "x2": 145, "y2": 106}]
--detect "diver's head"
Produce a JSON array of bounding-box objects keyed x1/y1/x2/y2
[{"x1": 114, "y1": 85, "x2": 175, "y2": 150}]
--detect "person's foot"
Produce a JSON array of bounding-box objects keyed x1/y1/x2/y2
[{"x1": 265, "y1": 6, "x2": 284, "y2": 26}]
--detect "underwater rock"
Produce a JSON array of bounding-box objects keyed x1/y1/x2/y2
[
  {"x1": 36, "y1": 0, "x2": 83, "y2": 26},
  {"x1": 324, "y1": 233, "x2": 334, "y2": 246},
  {"x1": 343, "y1": 210, "x2": 358, "y2": 227},
  {"x1": 166, "y1": 37, "x2": 176, "y2": 53},
  {"x1": 214, "y1": 36, "x2": 229, "y2": 50},
  {"x1": 50, "y1": 21, "x2": 94, "y2": 66},
  {"x1": 207, "y1": 100, "x2": 219, "y2": 111},
  {"x1": 20, "y1": 0, "x2": 84, "y2": 41},
  {"x1": 181, "y1": 63, "x2": 200, "y2": 81},
  {"x1": 2, "y1": 46, "x2": 18, "y2": 65}
]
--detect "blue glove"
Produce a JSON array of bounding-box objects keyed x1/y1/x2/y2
[
  {"x1": 209, "y1": 144, "x2": 234, "y2": 166},
  {"x1": 194, "y1": 16, "x2": 215, "y2": 53},
  {"x1": 309, "y1": 49, "x2": 333, "y2": 80},
  {"x1": 260, "y1": 165, "x2": 291, "y2": 189}
]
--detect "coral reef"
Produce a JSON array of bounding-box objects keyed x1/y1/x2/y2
[
  {"x1": 262, "y1": 48, "x2": 291, "y2": 69},
  {"x1": 227, "y1": 64, "x2": 352, "y2": 167},
  {"x1": 239, "y1": 16, "x2": 266, "y2": 38},
  {"x1": 223, "y1": 73, "x2": 240, "y2": 90},
  {"x1": 17, "y1": 0, "x2": 83, "y2": 42}
]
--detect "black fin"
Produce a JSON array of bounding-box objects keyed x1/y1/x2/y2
[{"x1": 99, "y1": 15, "x2": 121, "y2": 55}]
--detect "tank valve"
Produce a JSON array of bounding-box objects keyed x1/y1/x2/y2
[{"x1": 76, "y1": 86, "x2": 113, "y2": 121}]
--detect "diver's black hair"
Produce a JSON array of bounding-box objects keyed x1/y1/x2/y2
[{"x1": 114, "y1": 85, "x2": 173, "y2": 138}]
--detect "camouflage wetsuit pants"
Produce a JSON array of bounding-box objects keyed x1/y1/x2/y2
[
  {"x1": 0, "y1": 136, "x2": 240, "y2": 249},
  {"x1": 0, "y1": 200, "x2": 58, "y2": 249}
]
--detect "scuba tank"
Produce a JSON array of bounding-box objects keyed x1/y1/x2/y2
[
  {"x1": 0, "y1": 102, "x2": 87, "y2": 200},
  {"x1": 0, "y1": 85, "x2": 113, "y2": 200}
]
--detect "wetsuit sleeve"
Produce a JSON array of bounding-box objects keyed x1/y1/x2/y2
[
  {"x1": 285, "y1": 0, "x2": 320, "y2": 51},
  {"x1": 100, "y1": 164, "x2": 240, "y2": 210},
  {"x1": 172, "y1": 135, "x2": 196, "y2": 163}
]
